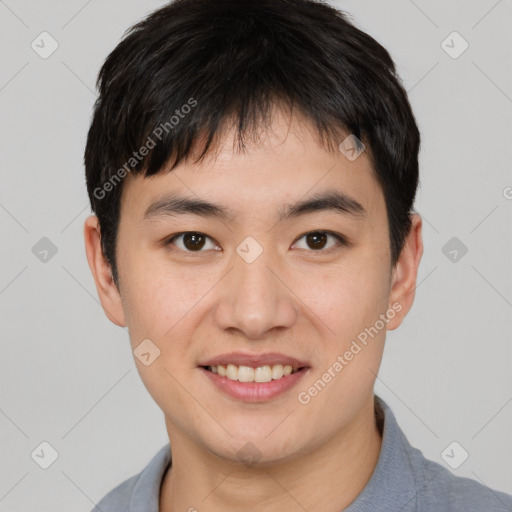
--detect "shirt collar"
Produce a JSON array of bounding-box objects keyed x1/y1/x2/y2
[
  {"x1": 344, "y1": 394, "x2": 419, "y2": 511},
  {"x1": 129, "y1": 442, "x2": 171, "y2": 512}
]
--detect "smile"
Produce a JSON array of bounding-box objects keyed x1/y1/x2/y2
[{"x1": 198, "y1": 352, "x2": 310, "y2": 401}]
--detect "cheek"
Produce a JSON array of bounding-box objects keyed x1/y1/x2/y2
[
  {"x1": 120, "y1": 260, "x2": 205, "y2": 414},
  {"x1": 119, "y1": 245, "x2": 200, "y2": 337},
  {"x1": 297, "y1": 266, "x2": 389, "y2": 410},
  {"x1": 302, "y1": 256, "x2": 390, "y2": 339}
]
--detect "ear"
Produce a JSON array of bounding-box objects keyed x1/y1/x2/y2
[
  {"x1": 83, "y1": 215, "x2": 126, "y2": 327},
  {"x1": 386, "y1": 213, "x2": 423, "y2": 331}
]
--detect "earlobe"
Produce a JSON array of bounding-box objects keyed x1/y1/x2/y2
[
  {"x1": 386, "y1": 213, "x2": 424, "y2": 331},
  {"x1": 83, "y1": 215, "x2": 127, "y2": 327}
]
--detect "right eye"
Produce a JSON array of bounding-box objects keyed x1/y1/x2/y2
[{"x1": 165, "y1": 232, "x2": 220, "y2": 253}]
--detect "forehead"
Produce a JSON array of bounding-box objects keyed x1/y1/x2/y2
[{"x1": 120, "y1": 108, "x2": 384, "y2": 223}]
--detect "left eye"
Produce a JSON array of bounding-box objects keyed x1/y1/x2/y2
[{"x1": 292, "y1": 231, "x2": 347, "y2": 251}]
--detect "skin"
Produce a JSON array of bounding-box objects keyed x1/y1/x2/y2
[{"x1": 84, "y1": 106, "x2": 423, "y2": 512}]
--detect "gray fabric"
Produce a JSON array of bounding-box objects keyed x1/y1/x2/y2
[{"x1": 91, "y1": 395, "x2": 512, "y2": 511}]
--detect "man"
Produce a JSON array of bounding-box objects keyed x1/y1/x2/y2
[{"x1": 84, "y1": 0, "x2": 512, "y2": 510}]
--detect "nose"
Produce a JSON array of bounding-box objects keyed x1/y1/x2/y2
[{"x1": 213, "y1": 245, "x2": 298, "y2": 340}]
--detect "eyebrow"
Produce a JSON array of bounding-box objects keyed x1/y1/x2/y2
[{"x1": 143, "y1": 190, "x2": 366, "y2": 223}]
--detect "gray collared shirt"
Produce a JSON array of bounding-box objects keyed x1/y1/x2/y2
[{"x1": 92, "y1": 395, "x2": 512, "y2": 511}]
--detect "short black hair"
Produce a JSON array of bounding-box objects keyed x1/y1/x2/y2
[{"x1": 84, "y1": 0, "x2": 420, "y2": 288}]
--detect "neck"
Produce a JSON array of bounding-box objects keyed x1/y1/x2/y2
[{"x1": 160, "y1": 396, "x2": 382, "y2": 512}]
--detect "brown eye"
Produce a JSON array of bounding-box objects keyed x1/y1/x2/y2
[
  {"x1": 166, "y1": 232, "x2": 218, "y2": 252},
  {"x1": 292, "y1": 231, "x2": 347, "y2": 251},
  {"x1": 306, "y1": 232, "x2": 328, "y2": 250},
  {"x1": 182, "y1": 232, "x2": 206, "y2": 250}
]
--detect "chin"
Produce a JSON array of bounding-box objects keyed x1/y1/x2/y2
[{"x1": 201, "y1": 427, "x2": 302, "y2": 467}]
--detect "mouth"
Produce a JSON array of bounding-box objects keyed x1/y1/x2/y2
[{"x1": 198, "y1": 353, "x2": 310, "y2": 402}]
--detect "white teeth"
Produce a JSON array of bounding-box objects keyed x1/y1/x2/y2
[
  {"x1": 271, "y1": 364, "x2": 284, "y2": 379},
  {"x1": 237, "y1": 365, "x2": 254, "y2": 382},
  {"x1": 207, "y1": 363, "x2": 300, "y2": 382},
  {"x1": 226, "y1": 363, "x2": 238, "y2": 380},
  {"x1": 254, "y1": 365, "x2": 272, "y2": 382}
]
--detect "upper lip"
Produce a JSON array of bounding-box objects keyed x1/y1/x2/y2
[{"x1": 199, "y1": 352, "x2": 310, "y2": 369}]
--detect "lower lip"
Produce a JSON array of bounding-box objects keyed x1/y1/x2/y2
[{"x1": 200, "y1": 367, "x2": 309, "y2": 402}]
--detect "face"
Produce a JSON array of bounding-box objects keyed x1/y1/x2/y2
[{"x1": 85, "y1": 107, "x2": 422, "y2": 465}]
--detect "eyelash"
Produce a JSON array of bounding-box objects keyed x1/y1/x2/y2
[{"x1": 164, "y1": 230, "x2": 349, "y2": 254}]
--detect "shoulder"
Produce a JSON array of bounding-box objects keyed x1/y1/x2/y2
[
  {"x1": 91, "y1": 473, "x2": 139, "y2": 512},
  {"x1": 407, "y1": 443, "x2": 512, "y2": 511},
  {"x1": 90, "y1": 443, "x2": 172, "y2": 512},
  {"x1": 373, "y1": 395, "x2": 512, "y2": 512}
]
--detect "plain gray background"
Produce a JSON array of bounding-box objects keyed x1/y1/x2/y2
[{"x1": 1, "y1": 0, "x2": 511, "y2": 510}]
